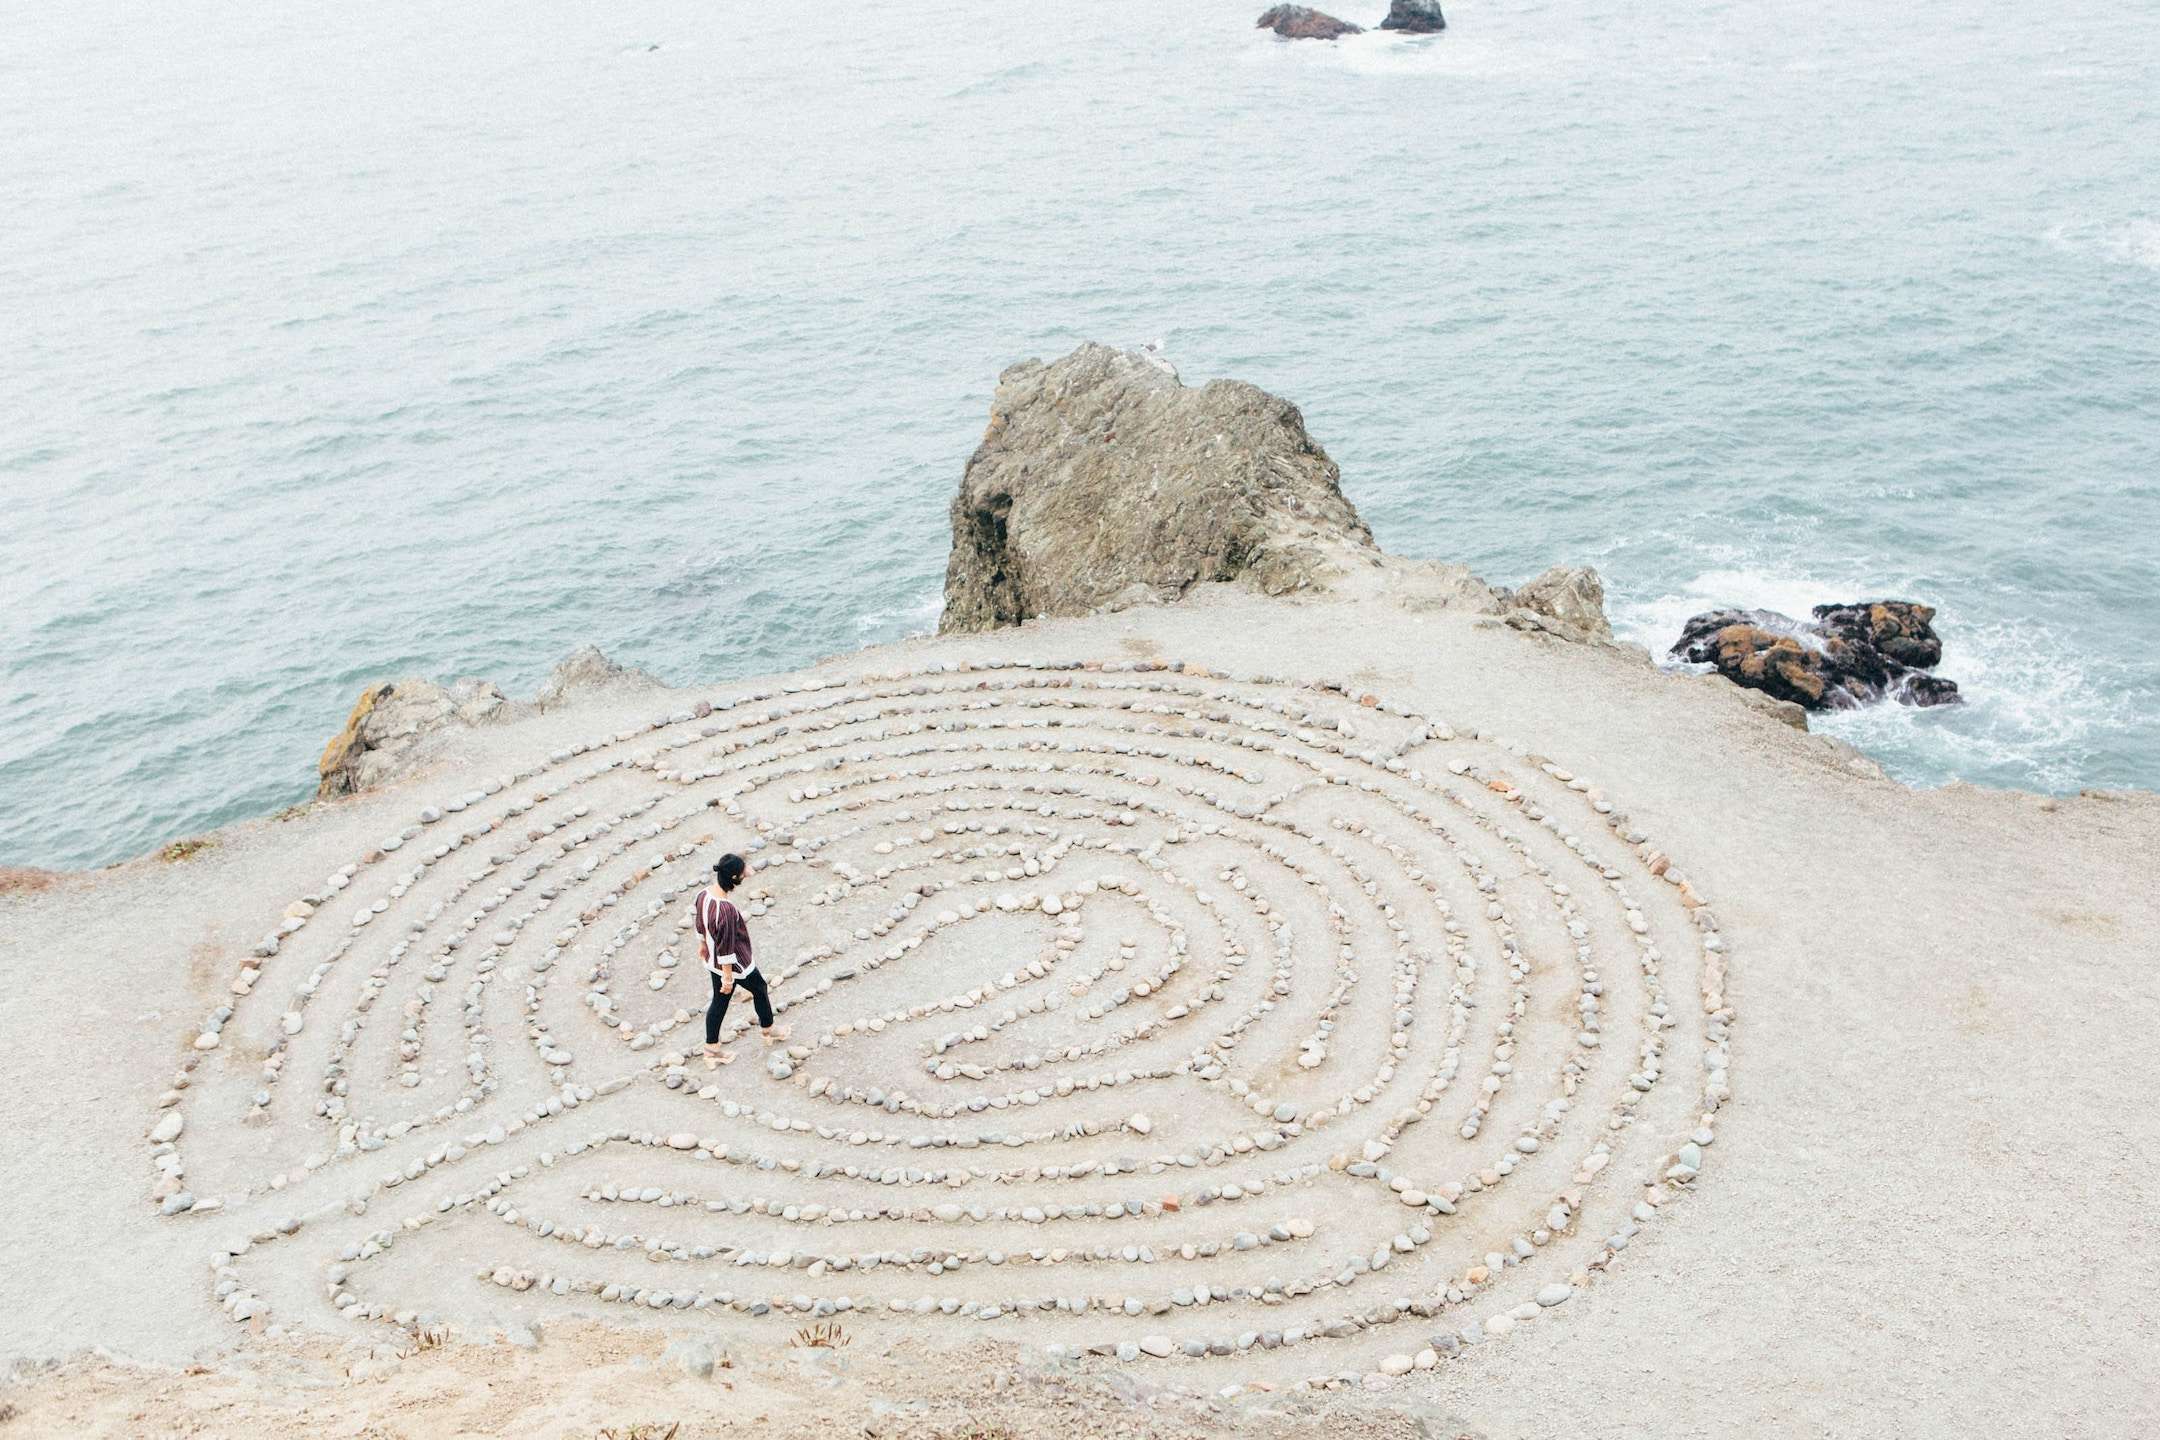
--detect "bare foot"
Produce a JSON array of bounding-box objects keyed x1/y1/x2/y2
[
  {"x1": 702, "y1": 1046, "x2": 734, "y2": 1069},
  {"x1": 762, "y1": 1025, "x2": 791, "y2": 1044}
]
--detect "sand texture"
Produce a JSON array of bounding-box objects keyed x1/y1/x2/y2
[{"x1": 3, "y1": 582, "x2": 2155, "y2": 1439}]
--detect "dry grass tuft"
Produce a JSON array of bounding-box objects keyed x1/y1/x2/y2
[
  {"x1": 598, "y1": 1424, "x2": 679, "y2": 1440},
  {"x1": 159, "y1": 836, "x2": 216, "y2": 863},
  {"x1": 791, "y1": 1321, "x2": 850, "y2": 1349}
]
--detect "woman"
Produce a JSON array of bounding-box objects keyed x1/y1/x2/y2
[{"x1": 692, "y1": 852, "x2": 788, "y2": 1068}]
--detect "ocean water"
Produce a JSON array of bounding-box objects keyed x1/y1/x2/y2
[{"x1": 2, "y1": 0, "x2": 2155, "y2": 871}]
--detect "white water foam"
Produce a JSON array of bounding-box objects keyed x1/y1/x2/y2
[
  {"x1": 853, "y1": 589, "x2": 944, "y2": 639},
  {"x1": 1608, "y1": 566, "x2": 1869, "y2": 663},
  {"x1": 2043, "y1": 218, "x2": 2160, "y2": 272},
  {"x1": 1612, "y1": 567, "x2": 2143, "y2": 794}
]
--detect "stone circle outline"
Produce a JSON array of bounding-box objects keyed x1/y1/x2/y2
[{"x1": 149, "y1": 657, "x2": 1736, "y2": 1383}]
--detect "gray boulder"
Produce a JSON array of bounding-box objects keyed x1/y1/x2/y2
[
  {"x1": 318, "y1": 644, "x2": 658, "y2": 798},
  {"x1": 316, "y1": 677, "x2": 509, "y2": 798},
  {"x1": 1501, "y1": 565, "x2": 1612, "y2": 642},
  {"x1": 661, "y1": 1336, "x2": 717, "y2": 1378},
  {"x1": 534, "y1": 644, "x2": 660, "y2": 712},
  {"x1": 1379, "y1": 0, "x2": 1447, "y2": 33},
  {"x1": 939, "y1": 343, "x2": 1379, "y2": 633}
]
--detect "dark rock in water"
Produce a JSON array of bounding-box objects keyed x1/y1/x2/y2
[
  {"x1": 1812, "y1": 600, "x2": 1944, "y2": 670},
  {"x1": 1671, "y1": 600, "x2": 1961, "y2": 711},
  {"x1": 1257, "y1": 5, "x2": 1363, "y2": 40},
  {"x1": 1379, "y1": 0, "x2": 1447, "y2": 33}
]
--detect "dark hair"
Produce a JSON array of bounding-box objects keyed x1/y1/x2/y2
[{"x1": 714, "y1": 853, "x2": 747, "y2": 891}]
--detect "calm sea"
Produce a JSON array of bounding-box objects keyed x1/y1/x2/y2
[{"x1": 3, "y1": 0, "x2": 2156, "y2": 870}]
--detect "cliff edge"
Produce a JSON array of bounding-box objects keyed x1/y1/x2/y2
[{"x1": 316, "y1": 646, "x2": 659, "y2": 798}]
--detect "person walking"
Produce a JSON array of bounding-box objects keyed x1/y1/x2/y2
[{"x1": 692, "y1": 852, "x2": 787, "y2": 1068}]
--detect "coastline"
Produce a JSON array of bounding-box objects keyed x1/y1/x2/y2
[
  {"x1": 43, "y1": 560, "x2": 2155, "y2": 891},
  {"x1": 4, "y1": 575, "x2": 2156, "y2": 1437}
]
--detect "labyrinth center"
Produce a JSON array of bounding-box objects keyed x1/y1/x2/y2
[{"x1": 156, "y1": 658, "x2": 1735, "y2": 1374}]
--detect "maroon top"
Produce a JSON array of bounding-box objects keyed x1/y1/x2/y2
[{"x1": 692, "y1": 889, "x2": 755, "y2": 975}]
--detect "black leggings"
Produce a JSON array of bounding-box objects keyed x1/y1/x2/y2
[{"x1": 706, "y1": 967, "x2": 773, "y2": 1043}]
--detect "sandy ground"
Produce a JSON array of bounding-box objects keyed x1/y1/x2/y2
[
  {"x1": 5, "y1": 1323, "x2": 1467, "y2": 1440},
  {"x1": 3, "y1": 569, "x2": 2156, "y2": 1439}
]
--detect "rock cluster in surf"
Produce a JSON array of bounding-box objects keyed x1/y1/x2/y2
[
  {"x1": 1672, "y1": 601, "x2": 1960, "y2": 711},
  {"x1": 1258, "y1": 2, "x2": 1445, "y2": 39}
]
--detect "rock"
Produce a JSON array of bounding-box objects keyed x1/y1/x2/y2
[
  {"x1": 662, "y1": 1337, "x2": 716, "y2": 1378},
  {"x1": 1501, "y1": 565, "x2": 1612, "y2": 642},
  {"x1": 1672, "y1": 600, "x2": 1961, "y2": 711},
  {"x1": 1378, "y1": 1352, "x2": 1414, "y2": 1376},
  {"x1": 1379, "y1": 0, "x2": 1446, "y2": 33},
  {"x1": 150, "y1": 1112, "x2": 184, "y2": 1144},
  {"x1": 534, "y1": 645, "x2": 661, "y2": 712},
  {"x1": 939, "y1": 343, "x2": 1378, "y2": 633},
  {"x1": 160, "y1": 1191, "x2": 196, "y2": 1216},
  {"x1": 1813, "y1": 600, "x2": 1948, "y2": 671},
  {"x1": 1127, "y1": 1113, "x2": 1153, "y2": 1135},
  {"x1": 317, "y1": 678, "x2": 511, "y2": 798},
  {"x1": 1536, "y1": 1283, "x2": 1573, "y2": 1307},
  {"x1": 1139, "y1": 1334, "x2": 1175, "y2": 1357},
  {"x1": 317, "y1": 644, "x2": 660, "y2": 798},
  {"x1": 1257, "y1": 5, "x2": 1362, "y2": 39}
]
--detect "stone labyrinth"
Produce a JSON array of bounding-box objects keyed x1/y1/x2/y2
[{"x1": 150, "y1": 658, "x2": 1735, "y2": 1382}]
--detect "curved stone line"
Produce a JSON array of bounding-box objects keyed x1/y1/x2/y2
[{"x1": 149, "y1": 659, "x2": 1732, "y2": 1384}]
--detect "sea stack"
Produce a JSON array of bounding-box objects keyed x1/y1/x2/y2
[
  {"x1": 938, "y1": 342, "x2": 1379, "y2": 633},
  {"x1": 1257, "y1": 5, "x2": 1364, "y2": 39},
  {"x1": 1379, "y1": 0, "x2": 1447, "y2": 33}
]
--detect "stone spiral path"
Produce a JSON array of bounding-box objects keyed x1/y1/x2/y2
[{"x1": 147, "y1": 659, "x2": 1735, "y2": 1384}]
